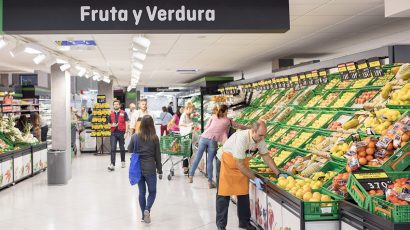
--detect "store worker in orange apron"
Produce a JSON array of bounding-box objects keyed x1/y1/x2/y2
[{"x1": 216, "y1": 121, "x2": 280, "y2": 230}]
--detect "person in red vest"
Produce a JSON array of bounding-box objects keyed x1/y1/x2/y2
[{"x1": 107, "y1": 100, "x2": 130, "y2": 171}]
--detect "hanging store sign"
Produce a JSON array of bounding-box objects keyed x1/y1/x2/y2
[{"x1": 2, "y1": 0, "x2": 290, "y2": 34}]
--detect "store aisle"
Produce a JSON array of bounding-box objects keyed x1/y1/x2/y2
[{"x1": 0, "y1": 154, "x2": 240, "y2": 230}]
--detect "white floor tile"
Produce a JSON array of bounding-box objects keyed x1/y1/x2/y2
[{"x1": 0, "y1": 154, "x2": 241, "y2": 229}]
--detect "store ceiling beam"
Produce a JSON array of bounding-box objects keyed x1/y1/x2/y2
[{"x1": 385, "y1": 0, "x2": 410, "y2": 17}]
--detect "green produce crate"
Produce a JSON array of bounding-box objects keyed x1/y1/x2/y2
[
  {"x1": 350, "y1": 77, "x2": 374, "y2": 89},
  {"x1": 303, "y1": 188, "x2": 342, "y2": 221},
  {"x1": 369, "y1": 74, "x2": 395, "y2": 86},
  {"x1": 350, "y1": 88, "x2": 381, "y2": 109},
  {"x1": 272, "y1": 147, "x2": 295, "y2": 167},
  {"x1": 330, "y1": 90, "x2": 359, "y2": 109},
  {"x1": 282, "y1": 110, "x2": 307, "y2": 126},
  {"x1": 382, "y1": 142, "x2": 410, "y2": 172},
  {"x1": 315, "y1": 91, "x2": 342, "y2": 108},
  {"x1": 314, "y1": 73, "x2": 341, "y2": 92},
  {"x1": 369, "y1": 171, "x2": 410, "y2": 223},
  {"x1": 298, "y1": 92, "x2": 323, "y2": 108},
  {"x1": 287, "y1": 130, "x2": 316, "y2": 149},
  {"x1": 295, "y1": 110, "x2": 321, "y2": 128},
  {"x1": 160, "y1": 133, "x2": 192, "y2": 156},
  {"x1": 347, "y1": 170, "x2": 395, "y2": 211},
  {"x1": 267, "y1": 126, "x2": 290, "y2": 143},
  {"x1": 277, "y1": 149, "x2": 306, "y2": 169},
  {"x1": 334, "y1": 79, "x2": 354, "y2": 90},
  {"x1": 276, "y1": 128, "x2": 302, "y2": 146},
  {"x1": 308, "y1": 111, "x2": 337, "y2": 129},
  {"x1": 323, "y1": 111, "x2": 355, "y2": 132}
]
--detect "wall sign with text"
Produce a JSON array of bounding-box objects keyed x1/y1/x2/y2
[{"x1": 3, "y1": 0, "x2": 290, "y2": 34}]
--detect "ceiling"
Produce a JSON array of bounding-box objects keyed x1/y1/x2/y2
[{"x1": 2, "y1": 0, "x2": 410, "y2": 87}]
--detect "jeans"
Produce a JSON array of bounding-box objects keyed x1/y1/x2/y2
[
  {"x1": 138, "y1": 174, "x2": 157, "y2": 218},
  {"x1": 110, "y1": 132, "x2": 125, "y2": 166},
  {"x1": 215, "y1": 158, "x2": 251, "y2": 228},
  {"x1": 189, "y1": 137, "x2": 217, "y2": 181}
]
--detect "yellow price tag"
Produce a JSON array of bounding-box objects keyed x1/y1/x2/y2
[
  {"x1": 357, "y1": 63, "x2": 368, "y2": 70},
  {"x1": 299, "y1": 74, "x2": 306, "y2": 79},
  {"x1": 306, "y1": 73, "x2": 312, "y2": 78},
  {"x1": 347, "y1": 64, "x2": 356, "y2": 71},
  {"x1": 355, "y1": 172, "x2": 388, "y2": 180},
  {"x1": 319, "y1": 71, "x2": 327, "y2": 77},
  {"x1": 312, "y1": 71, "x2": 319, "y2": 78},
  {"x1": 369, "y1": 61, "x2": 380, "y2": 68},
  {"x1": 338, "y1": 66, "x2": 347, "y2": 72},
  {"x1": 291, "y1": 76, "x2": 298, "y2": 82}
]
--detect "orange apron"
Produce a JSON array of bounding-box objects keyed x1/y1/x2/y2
[{"x1": 218, "y1": 131, "x2": 252, "y2": 196}]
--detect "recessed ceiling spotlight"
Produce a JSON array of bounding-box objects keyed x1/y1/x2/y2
[
  {"x1": 56, "y1": 58, "x2": 68, "y2": 64},
  {"x1": 24, "y1": 47, "x2": 42, "y2": 54}
]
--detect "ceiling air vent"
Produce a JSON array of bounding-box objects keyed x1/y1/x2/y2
[{"x1": 176, "y1": 69, "x2": 199, "y2": 74}]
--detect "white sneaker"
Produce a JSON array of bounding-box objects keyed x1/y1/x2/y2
[
  {"x1": 143, "y1": 210, "x2": 151, "y2": 223},
  {"x1": 121, "y1": 162, "x2": 126, "y2": 168},
  {"x1": 107, "y1": 164, "x2": 115, "y2": 171}
]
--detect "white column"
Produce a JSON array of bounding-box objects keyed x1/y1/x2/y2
[{"x1": 50, "y1": 64, "x2": 72, "y2": 181}]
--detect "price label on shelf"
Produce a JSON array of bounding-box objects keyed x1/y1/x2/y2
[
  {"x1": 305, "y1": 72, "x2": 313, "y2": 85},
  {"x1": 356, "y1": 59, "x2": 371, "y2": 79},
  {"x1": 353, "y1": 170, "x2": 393, "y2": 191},
  {"x1": 318, "y1": 69, "x2": 328, "y2": 84},
  {"x1": 311, "y1": 70, "x2": 320, "y2": 85},
  {"x1": 346, "y1": 62, "x2": 359, "y2": 80},
  {"x1": 338, "y1": 64, "x2": 351, "y2": 81},
  {"x1": 368, "y1": 57, "x2": 384, "y2": 78},
  {"x1": 97, "y1": 95, "x2": 107, "y2": 103}
]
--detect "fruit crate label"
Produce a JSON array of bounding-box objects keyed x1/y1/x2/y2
[
  {"x1": 318, "y1": 69, "x2": 328, "y2": 84},
  {"x1": 368, "y1": 57, "x2": 384, "y2": 78},
  {"x1": 320, "y1": 207, "x2": 332, "y2": 214},
  {"x1": 346, "y1": 62, "x2": 359, "y2": 80},
  {"x1": 356, "y1": 59, "x2": 371, "y2": 79},
  {"x1": 353, "y1": 170, "x2": 392, "y2": 191},
  {"x1": 299, "y1": 73, "x2": 308, "y2": 86},
  {"x1": 305, "y1": 72, "x2": 313, "y2": 85}
]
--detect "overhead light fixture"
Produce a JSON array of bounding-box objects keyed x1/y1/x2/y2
[
  {"x1": 59, "y1": 46, "x2": 71, "y2": 52},
  {"x1": 132, "y1": 51, "x2": 147, "y2": 61},
  {"x1": 85, "y1": 73, "x2": 91, "y2": 79},
  {"x1": 132, "y1": 62, "x2": 143, "y2": 70},
  {"x1": 60, "y1": 63, "x2": 71, "y2": 71},
  {"x1": 133, "y1": 36, "x2": 151, "y2": 52},
  {"x1": 9, "y1": 41, "x2": 25, "y2": 57},
  {"x1": 76, "y1": 66, "x2": 86, "y2": 77},
  {"x1": 33, "y1": 54, "x2": 46, "y2": 64},
  {"x1": 24, "y1": 47, "x2": 42, "y2": 54},
  {"x1": 127, "y1": 86, "x2": 133, "y2": 92},
  {"x1": 102, "y1": 76, "x2": 111, "y2": 83},
  {"x1": 0, "y1": 37, "x2": 8, "y2": 50},
  {"x1": 56, "y1": 58, "x2": 68, "y2": 64}
]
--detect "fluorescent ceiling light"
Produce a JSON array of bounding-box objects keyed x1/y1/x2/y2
[
  {"x1": 59, "y1": 46, "x2": 71, "y2": 52},
  {"x1": 33, "y1": 54, "x2": 46, "y2": 64},
  {"x1": 76, "y1": 66, "x2": 86, "y2": 77},
  {"x1": 24, "y1": 47, "x2": 42, "y2": 54},
  {"x1": 103, "y1": 77, "x2": 111, "y2": 83},
  {"x1": 132, "y1": 51, "x2": 146, "y2": 61},
  {"x1": 85, "y1": 73, "x2": 91, "y2": 79},
  {"x1": 132, "y1": 62, "x2": 143, "y2": 70},
  {"x1": 56, "y1": 58, "x2": 68, "y2": 64},
  {"x1": 0, "y1": 37, "x2": 8, "y2": 50},
  {"x1": 132, "y1": 69, "x2": 141, "y2": 76},
  {"x1": 133, "y1": 36, "x2": 151, "y2": 52},
  {"x1": 9, "y1": 42, "x2": 25, "y2": 57},
  {"x1": 60, "y1": 63, "x2": 71, "y2": 71}
]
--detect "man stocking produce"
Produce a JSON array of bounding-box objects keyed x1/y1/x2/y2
[
  {"x1": 130, "y1": 99, "x2": 153, "y2": 134},
  {"x1": 216, "y1": 120, "x2": 280, "y2": 230},
  {"x1": 107, "y1": 100, "x2": 129, "y2": 171}
]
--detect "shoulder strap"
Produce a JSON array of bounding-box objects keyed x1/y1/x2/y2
[{"x1": 133, "y1": 135, "x2": 139, "y2": 153}]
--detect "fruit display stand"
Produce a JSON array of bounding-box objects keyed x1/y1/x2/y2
[
  {"x1": 228, "y1": 62, "x2": 410, "y2": 229},
  {"x1": 32, "y1": 142, "x2": 48, "y2": 174}
]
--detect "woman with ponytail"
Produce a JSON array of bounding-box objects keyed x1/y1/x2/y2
[{"x1": 188, "y1": 104, "x2": 249, "y2": 188}]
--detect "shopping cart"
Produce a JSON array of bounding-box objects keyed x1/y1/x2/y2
[{"x1": 160, "y1": 133, "x2": 192, "y2": 180}]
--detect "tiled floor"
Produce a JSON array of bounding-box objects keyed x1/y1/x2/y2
[{"x1": 0, "y1": 153, "x2": 240, "y2": 230}]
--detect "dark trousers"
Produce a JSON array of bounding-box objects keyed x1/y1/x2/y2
[
  {"x1": 138, "y1": 174, "x2": 157, "y2": 218},
  {"x1": 110, "y1": 132, "x2": 125, "y2": 166},
  {"x1": 215, "y1": 159, "x2": 251, "y2": 228},
  {"x1": 41, "y1": 125, "x2": 48, "y2": 142}
]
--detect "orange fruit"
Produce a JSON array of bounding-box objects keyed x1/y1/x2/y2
[
  {"x1": 401, "y1": 141, "x2": 407, "y2": 148},
  {"x1": 359, "y1": 157, "x2": 368, "y2": 165},
  {"x1": 376, "y1": 190, "x2": 384, "y2": 195},
  {"x1": 366, "y1": 155, "x2": 374, "y2": 161},
  {"x1": 342, "y1": 173, "x2": 349, "y2": 181},
  {"x1": 358, "y1": 151, "x2": 367, "y2": 157},
  {"x1": 366, "y1": 148, "x2": 375, "y2": 155},
  {"x1": 357, "y1": 147, "x2": 365, "y2": 152},
  {"x1": 387, "y1": 143, "x2": 394, "y2": 151},
  {"x1": 369, "y1": 190, "x2": 376, "y2": 195},
  {"x1": 402, "y1": 134, "x2": 410, "y2": 142},
  {"x1": 368, "y1": 142, "x2": 376, "y2": 148}
]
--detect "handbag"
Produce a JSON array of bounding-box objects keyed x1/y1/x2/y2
[
  {"x1": 228, "y1": 119, "x2": 236, "y2": 138},
  {"x1": 129, "y1": 135, "x2": 142, "y2": 185}
]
